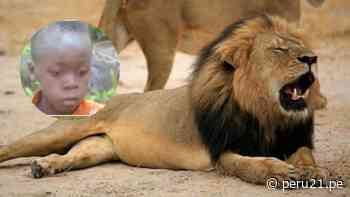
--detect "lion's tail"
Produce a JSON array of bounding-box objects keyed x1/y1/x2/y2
[
  {"x1": 98, "y1": 0, "x2": 133, "y2": 52},
  {"x1": 0, "y1": 118, "x2": 105, "y2": 163}
]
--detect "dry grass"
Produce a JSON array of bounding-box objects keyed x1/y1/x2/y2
[
  {"x1": 302, "y1": 0, "x2": 350, "y2": 38},
  {"x1": 0, "y1": 0, "x2": 106, "y2": 56},
  {"x1": 0, "y1": 0, "x2": 349, "y2": 55}
]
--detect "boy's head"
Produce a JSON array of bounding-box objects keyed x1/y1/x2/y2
[{"x1": 31, "y1": 20, "x2": 92, "y2": 115}]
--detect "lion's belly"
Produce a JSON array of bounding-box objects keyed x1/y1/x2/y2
[
  {"x1": 106, "y1": 125, "x2": 212, "y2": 171},
  {"x1": 102, "y1": 87, "x2": 212, "y2": 170}
]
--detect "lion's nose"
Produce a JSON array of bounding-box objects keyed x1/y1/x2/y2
[{"x1": 297, "y1": 55, "x2": 317, "y2": 66}]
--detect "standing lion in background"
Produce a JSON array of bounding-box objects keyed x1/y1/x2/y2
[
  {"x1": 99, "y1": 0, "x2": 325, "y2": 91},
  {"x1": 0, "y1": 16, "x2": 329, "y2": 186}
]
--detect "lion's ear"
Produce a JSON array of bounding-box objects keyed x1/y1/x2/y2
[
  {"x1": 222, "y1": 49, "x2": 237, "y2": 68},
  {"x1": 223, "y1": 58, "x2": 238, "y2": 69},
  {"x1": 221, "y1": 46, "x2": 250, "y2": 69}
]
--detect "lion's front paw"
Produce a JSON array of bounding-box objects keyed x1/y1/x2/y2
[
  {"x1": 299, "y1": 166, "x2": 331, "y2": 185},
  {"x1": 263, "y1": 158, "x2": 302, "y2": 184}
]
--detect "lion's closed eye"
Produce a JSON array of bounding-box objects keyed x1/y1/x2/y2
[{"x1": 272, "y1": 47, "x2": 289, "y2": 53}]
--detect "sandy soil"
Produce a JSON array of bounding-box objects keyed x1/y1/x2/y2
[{"x1": 0, "y1": 0, "x2": 349, "y2": 196}]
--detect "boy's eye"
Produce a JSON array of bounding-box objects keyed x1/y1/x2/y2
[
  {"x1": 49, "y1": 70, "x2": 60, "y2": 77},
  {"x1": 79, "y1": 69, "x2": 89, "y2": 77}
]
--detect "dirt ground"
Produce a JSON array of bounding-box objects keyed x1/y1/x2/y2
[{"x1": 0, "y1": 0, "x2": 349, "y2": 197}]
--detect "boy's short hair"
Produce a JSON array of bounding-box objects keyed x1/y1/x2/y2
[{"x1": 31, "y1": 20, "x2": 92, "y2": 64}]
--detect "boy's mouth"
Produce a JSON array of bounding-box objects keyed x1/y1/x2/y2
[{"x1": 62, "y1": 97, "x2": 80, "y2": 107}]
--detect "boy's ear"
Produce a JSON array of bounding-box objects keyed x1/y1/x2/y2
[
  {"x1": 28, "y1": 62, "x2": 34, "y2": 73},
  {"x1": 28, "y1": 62, "x2": 37, "y2": 81}
]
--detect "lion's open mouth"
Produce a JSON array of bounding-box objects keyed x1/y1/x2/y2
[{"x1": 279, "y1": 72, "x2": 315, "y2": 111}]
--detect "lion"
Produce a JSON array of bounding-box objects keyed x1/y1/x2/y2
[
  {"x1": 0, "y1": 16, "x2": 328, "y2": 186},
  {"x1": 99, "y1": 0, "x2": 325, "y2": 91}
]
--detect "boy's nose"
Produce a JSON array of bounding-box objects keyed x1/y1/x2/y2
[{"x1": 63, "y1": 74, "x2": 79, "y2": 89}]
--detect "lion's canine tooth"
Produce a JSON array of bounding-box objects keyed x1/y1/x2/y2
[
  {"x1": 297, "y1": 88, "x2": 302, "y2": 95},
  {"x1": 292, "y1": 88, "x2": 299, "y2": 100}
]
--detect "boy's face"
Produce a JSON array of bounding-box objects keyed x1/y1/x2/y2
[{"x1": 35, "y1": 47, "x2": 91, "y2": 114}]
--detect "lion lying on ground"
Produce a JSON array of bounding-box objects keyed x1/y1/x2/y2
[
  {"x1": 0, "y1": 16, "x2": 328, "y2": 185},
  {"x1": 99, "y1": 0, "x2": 325, "y2": 91}
]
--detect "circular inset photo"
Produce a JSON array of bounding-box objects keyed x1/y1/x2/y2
[{"x1": 20, "y1": 20, "x2": 120, "y2": 116}]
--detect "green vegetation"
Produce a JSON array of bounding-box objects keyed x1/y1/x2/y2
[{"x1": 85, "y1": 69, "x2": 118, "y2": 103}]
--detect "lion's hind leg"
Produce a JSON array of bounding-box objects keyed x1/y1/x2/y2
[
  {"x1": 217, "y1": 152, "x2": 302, "y2": 185},
  {"x1": 31, "y1": 135, "x2": 118, "y2": 178},
  {"x1": 126, "y1": 6, "x2": 178, "y2": 91}
]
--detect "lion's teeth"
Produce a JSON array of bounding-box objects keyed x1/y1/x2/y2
[
  {"x1": 292, "y1": 88, "x2": 299, "y2": 100},
  {"x1": 297, "y1": 88, "x2": 302, "y2": 95}
]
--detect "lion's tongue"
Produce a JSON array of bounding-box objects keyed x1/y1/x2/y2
[{"x1": 285, "y1": 87, "x2": 302, "y2": 100}]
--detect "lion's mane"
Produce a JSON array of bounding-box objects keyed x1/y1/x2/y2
[{"x1": 190, "y1": 15, "x2": 314, "y2": 162}]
